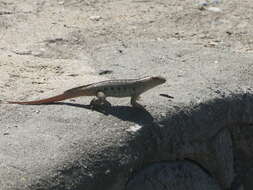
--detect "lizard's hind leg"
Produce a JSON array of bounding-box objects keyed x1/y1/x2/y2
[
  {"x1": 130, "y1": 95, "x2": 145, "y2": 110},
  {"x1": 90, "y1": 91, "x2": 111, "y2": 109}
]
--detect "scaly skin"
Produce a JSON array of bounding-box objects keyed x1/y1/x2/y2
[{"x1": 8, "y1": 76, "x2": 166, "y2": 108}]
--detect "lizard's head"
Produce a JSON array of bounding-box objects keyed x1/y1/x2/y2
[
  {"x1": 150, "y1": 76, "x2": 166, "y2": 85},
  {"x1": 139, "y1": 75, "x2": 166, "y2": 93}
]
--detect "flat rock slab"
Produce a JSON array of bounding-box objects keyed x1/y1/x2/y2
[{"x1": 1, "y1": 40, "x2": 253, "y2": 190}]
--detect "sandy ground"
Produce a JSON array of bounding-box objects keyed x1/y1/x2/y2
[{"x1": 0, "y1": 0, "x2": 252, "y2": 102}]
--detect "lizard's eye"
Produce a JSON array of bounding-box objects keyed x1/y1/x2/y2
[{"x1": 111, "y1": 87, "x2": 114, "y2": 90}]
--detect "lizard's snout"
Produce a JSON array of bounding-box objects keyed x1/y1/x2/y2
[{"x1": 152, "y1": 76, "x2": 166, "y2": 84}]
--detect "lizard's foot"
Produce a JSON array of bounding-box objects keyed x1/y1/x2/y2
[
  {"x1": 131, "y1": 101, "x2": 146, "y2": 110},
  {"x1": 89, "y1": 98, "x2": 111, "y2": 110},
  {"x1": 90, "y1": 98, "x2": 100, "y2": 110},
  {"x1": 130, "y1": 95, "x2": 146, "y2": 110},
  {"x1": 100, "y1": 99, "x2": 111, "y2": 108}
]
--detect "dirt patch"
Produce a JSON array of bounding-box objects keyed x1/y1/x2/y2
[{"x1": 0, "y1": 0, "x2": 252, "y2": 101}]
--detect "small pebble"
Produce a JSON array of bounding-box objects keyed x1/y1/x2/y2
[
  {"x1": 99, "y1": 70, "x2": 113, "y2": 75},
  {"x1": 206, "y1": 41, "x2": 218, "y2": 47},
  {"x1": 126, "y1": 124, "x2": 142, "y2": 133},
  {"x1": 198, "y1": 2, "x2": 209, "y2": 7},
  {"x1": 160, "y1": 94, "x2": 174, "y2": 99},
  {"x1": 156, "y1": 37, "x2": 163, "y2": 41},
  {"x1": 68, "y1": 74, "x2": 79, "y2": 77},
  {"x1": 211, "y1": 0, "x2": 221, "y2": 4},
  {"x1": 90, "y1": 16, "x2": 102, "y2": 21},
  {"x1": 226, "y1": 31, "x2": 232, "y2": 35},
  {"x1": 207, "y1": 7, "x2": 222, "y2": 12}
]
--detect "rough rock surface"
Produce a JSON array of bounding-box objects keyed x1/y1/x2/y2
[{"x1": 1, "y1": 0, "x2": 253, "y2": 190}]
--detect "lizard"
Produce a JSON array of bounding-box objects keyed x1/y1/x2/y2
[{"x1": 7, "y1": 76, "x2": 166, "y2": 109}]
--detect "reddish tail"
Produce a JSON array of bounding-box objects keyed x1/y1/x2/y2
[{"x1": 8, "y1": 93, "x2": 78, "y2": 105}]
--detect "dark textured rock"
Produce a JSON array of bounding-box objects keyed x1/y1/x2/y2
[{"x1": 126, "y1": 161, "x2": 221, "y2": 190}]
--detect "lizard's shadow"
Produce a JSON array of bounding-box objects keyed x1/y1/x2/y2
[{"x1": 52, "y1": 102, "x2": 154, "y2": 125}]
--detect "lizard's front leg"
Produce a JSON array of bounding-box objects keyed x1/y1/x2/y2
[
  {"x1": 130, "y1": 95, "x2": 145, "y2": 110},
  {"x1": 90, "y1": 91, "x2": 111, "y2": 109}
]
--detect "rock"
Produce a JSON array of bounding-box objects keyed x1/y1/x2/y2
[
  {"x1": 207, "y1": 7, "x2": 222, "y2": 12},
  {"x1": 126, "y1": 161, "x2": 222, "y2": 190},
  {"x1": 89, "y1": 15, "x2": 102, "y2": 21}
]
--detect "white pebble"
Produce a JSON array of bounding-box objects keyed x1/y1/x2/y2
[
  {"x1": 126, "y1": 124, "x2": 142, "y2": 133},
  {"x1": 207, "y1": 7, "x2": 222, "y2": 12},
  {"x1": 89, "y1": 16, "x2": 102, "y2": 21}
]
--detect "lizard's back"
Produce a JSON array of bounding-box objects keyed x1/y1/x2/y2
[{"x1": 85, "y1": 78, "x2": 145, "y2": 97}]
